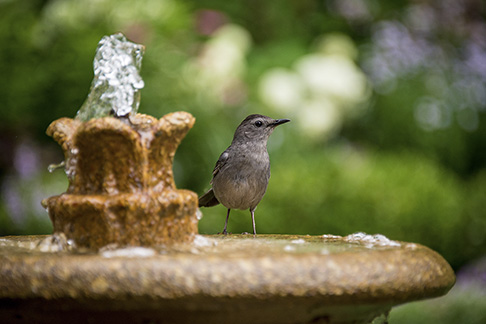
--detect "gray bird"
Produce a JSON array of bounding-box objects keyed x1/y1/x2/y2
[{"x1": 198, "y1": 114, "x2": 290, "y2": 235}]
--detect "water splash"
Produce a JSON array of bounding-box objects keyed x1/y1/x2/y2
[
  {"x1": 344, "y1": 232, "x2": 401, "y2": 248},
  {"x1": 101, "y1": 247, "x2": 156, "y2": 258},
  {"x1": 65, "y1": 147, "x2": 78, "y2": 182},
  {"x1": 193, "y1": 235, "x2": 218, "y2": 248},
  {"x1": 76, "y1": 33, "x2": 145, "y2": 121},
  {"x1": 37, "y1": 233, "x2": 76, "y2": 252}
]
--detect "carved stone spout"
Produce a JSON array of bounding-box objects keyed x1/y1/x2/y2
[{"x1": 43, "y1": 112, "x2": 198, "y2": 249}]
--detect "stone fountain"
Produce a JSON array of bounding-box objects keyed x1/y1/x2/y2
[
  {"x1": 0, "y1": 34, "x2": 454, "y2": 324},
  {"x1": 42, "y1": 33, "x2": 199, "y2": 250}
]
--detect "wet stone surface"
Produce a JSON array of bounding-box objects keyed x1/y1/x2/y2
[
  {"x1": 0, "y1": 233, "x2": 455, "y2": 324},
  {"x1": 43, "y1": 112, "x2": 199, "y2": 249}
]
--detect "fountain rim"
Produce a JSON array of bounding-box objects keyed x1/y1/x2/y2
[{"x1": 0, "y1": 234, "x2": 455, "y2": 305}]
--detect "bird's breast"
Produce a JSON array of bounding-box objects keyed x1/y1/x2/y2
[{"x1": 212, "y1": 150, "x2": 270, "y2": 210}]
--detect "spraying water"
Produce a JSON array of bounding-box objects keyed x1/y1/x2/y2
[{"x1": 75, "y1": 33, "x2": 145, "y2": 121}]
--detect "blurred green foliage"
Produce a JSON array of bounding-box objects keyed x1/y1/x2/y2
[{"x1": 0, "y1": 0, "x2": 485, "y2": 269}]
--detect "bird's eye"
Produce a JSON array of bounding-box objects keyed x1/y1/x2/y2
[{"x1": 254, "y1": 120, "x2": 263, "y2": 127}]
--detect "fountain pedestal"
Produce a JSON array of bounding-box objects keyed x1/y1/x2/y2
[
  {"x1": 42, "y1": 112, "x2": 198, "y2": 249},
  {"x1": 0, "y1": 234, "x2": 455, "y2": 324}
]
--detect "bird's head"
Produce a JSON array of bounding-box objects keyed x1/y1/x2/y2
[{"x1": 233, "y1": 114, "x2": 290, "y2": 142}]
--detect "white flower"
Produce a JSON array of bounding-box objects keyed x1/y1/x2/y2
[
  {"x1": 295, "y1": 54, "x2": 367, "y2": 104},
  {"x1": 298, "y1": 98, "x2": 342, "y2": 139},
  {"x1": 258, "y1": 68, "x2": 304, "y2": 113}
]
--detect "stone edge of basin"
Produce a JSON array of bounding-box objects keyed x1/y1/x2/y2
[{"x1": 0, "y1": 234, "x2": 455, "y2": 306}]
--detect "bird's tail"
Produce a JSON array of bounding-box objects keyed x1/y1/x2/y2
[{"x1": 198, "y1": 188, "x2": 220, "y2": 207}]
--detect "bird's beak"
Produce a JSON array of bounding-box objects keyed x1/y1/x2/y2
[{"x1": 270, "y1": 119, "x2": 291, "y2": 127}]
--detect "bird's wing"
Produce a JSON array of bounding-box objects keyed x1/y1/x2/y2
[
  {"x1": 199, "y1": 150, "x2": 230, "y2": 208},
  {"x1": 211, "y1": 151, "x2": 230, "y2": 180}
]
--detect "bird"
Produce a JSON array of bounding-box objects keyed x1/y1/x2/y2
[{"x1": 198, "y1": 114, "x2": 290, "y2": 235}]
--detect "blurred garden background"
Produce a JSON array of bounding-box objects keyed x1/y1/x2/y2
[{"x1": 0, "y1": 0, "x2": 485, "y2": 322}]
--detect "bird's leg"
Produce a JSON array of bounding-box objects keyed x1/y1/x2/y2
[
  {"x1": 250, "y1": 208, "x2": 257, "y2": 235},
  {"x1": 222, "y1": 208, "x2": 231, "y2": 235}
]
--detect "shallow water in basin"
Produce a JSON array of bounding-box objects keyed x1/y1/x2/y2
[{"x1": 0, "y1": 232, "x2": 408, "y2": 258}]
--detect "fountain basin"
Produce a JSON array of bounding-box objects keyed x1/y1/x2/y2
[{"x1": 0, "y1": 234, "x2": 455, "y2": 324}]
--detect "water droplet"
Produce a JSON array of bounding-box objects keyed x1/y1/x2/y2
[{"x1": 48, "y1": 161, "x2": 65, "y2": 173}]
